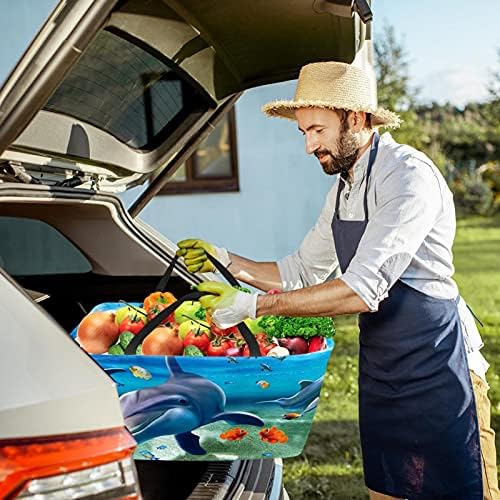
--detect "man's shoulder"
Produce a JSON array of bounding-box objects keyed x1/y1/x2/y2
[
  {"x1": 374, "y1": 133, "x2": 454, "y2": 208},
  {"x1": 377, "y1": 133, "x2": 442, "y2": 182},
  {"x1": 379, "y1": 133, "x2": 429, "y2": 165}
]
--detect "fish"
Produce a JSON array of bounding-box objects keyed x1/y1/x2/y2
[
  {"x1": 129, "y1": 365, "x2": 152, "y2": 380},
  {"x1": 227, "y1": 356, "x2": 239, "y2": 364},
  {"x1": 281, "y1": 397, "x2": 319, "y2": 420},
  {"x1": 219, "y1": 427, "x2": 248, "y2": 441},
  {"x1": 282, "y1": 412, "x2": 301, "y2": 420},
  {"x1": 120, "y1": 357, "x2": 264, "y2": 455},
  {"x1": 139, "y1": 450, "x2": 159, "y2": 460},
  {"x1": 156, "y1": 444, "x2": 168, "y2": 450},
  {"x1": 260, "y1": 363, "x2": 272, "y2": 372},
  {"x1": 256, "y1": 380, "x2": 270, "y2": 389},
  {"x1": 259, "y1": 426, "x2": 288, "y2": 444},
  {"x1": 262, "y1": 452, "x2": 274, "y2": 458}
]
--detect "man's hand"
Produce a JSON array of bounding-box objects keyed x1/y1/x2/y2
[
  {"x1": 176, "y1": 239, "x2": 231, "y2": 273},
  {"x1": 196, "y1": 281, "x2": 257, "y2": 329}
]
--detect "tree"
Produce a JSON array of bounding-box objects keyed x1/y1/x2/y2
[
  {"x1": 374, "y1": 24, "x2": 416, "y2": 112},
  {"x1": 487, "y1": 48, "x2": 500, "y2": 102},
  {"x1": 483, "y1": 48, "x2": 500, "y2": 158},
  {"x1": 374, "y1": 24, "x2": 441, "y2": 168}
]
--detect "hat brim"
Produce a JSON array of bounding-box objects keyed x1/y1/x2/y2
[{"x1": 262, "y1": 99, "x2": 401, "y2": 129}]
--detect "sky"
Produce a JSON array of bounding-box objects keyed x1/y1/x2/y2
[
  {"x1": 372, "y1": 0, "x2": 500, "y2": 107},
  {"x1": 0, "y1": 1, "x2": 498, "y2": 108}
]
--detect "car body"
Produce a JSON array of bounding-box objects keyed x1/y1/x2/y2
[{"x1": 0, "y1": 0, "x2": 371, "y2": 497}]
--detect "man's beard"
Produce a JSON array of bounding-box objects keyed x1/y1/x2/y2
[{"x1": 315, "y1": 121, "x2": 360, "y2": 176}]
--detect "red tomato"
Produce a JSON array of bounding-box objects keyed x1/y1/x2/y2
[
  {"x1": 242, "y1": 341, "x2": 275, "y2": 357},
  {"x1": 206, "y1": 338, "x2": 234, "y2": 356},
  {"x1": 118, "y1": 316, "x2": 145, "y2": 335},
  {"x1": 183, "y1": 330, "x2": 211, "y2": 352},
  {"x1": 255, "y1": 333, "x2": 269, "y2": 343},
  {"x1": 211, "y1": 324, "x2": 239, "y2": 336},
  {"x1": 210, "y1": 324, "x2": 225, "y2": 336},
  {"x1": 147, "y1": 302, "x2": 175, "y2": 325}
]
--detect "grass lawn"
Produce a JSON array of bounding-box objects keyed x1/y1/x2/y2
[{"x1": 283, "y1": 215, "x2": 500, "y2": 499}]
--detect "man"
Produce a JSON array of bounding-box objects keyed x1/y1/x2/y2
[{"x1": 176, "y1": 62, "x2": 498, "y2": 500}]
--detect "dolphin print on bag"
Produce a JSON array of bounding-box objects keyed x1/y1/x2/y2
[{"x1": 119, "y1": 357, "x2": 264, "y2": 455}]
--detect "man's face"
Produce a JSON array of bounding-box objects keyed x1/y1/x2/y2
[{"x1": 295, "y1": 108, "x2": 360, "y2": 176}]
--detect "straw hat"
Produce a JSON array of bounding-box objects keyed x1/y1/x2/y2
[{"x1": 262, "y1": 61, "x2": 401, "y2": 129}]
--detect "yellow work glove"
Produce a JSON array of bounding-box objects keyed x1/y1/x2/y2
[
  {"x1": 176, "y1": 239, "x2": 231, "y2": 274},
  {"x1": 196, "y1": 281, "x2": 258, "y2": 329}
]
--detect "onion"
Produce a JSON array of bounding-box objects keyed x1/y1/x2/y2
[
  {"x1": 225, "y1": 346, "x2": 242, "y2": 357},
  {"x1": 278, "y1": 337, "x2": 309, "y2": 355},
  {"x1": 77, "y1": 311, "x2": 120, "y2": 354},
  {"x1": 267, "y1": 346, "x2": 290, "y2": 357},
  {"x1": 142, "y1": 326, "x2": 183, "y2": 356}
]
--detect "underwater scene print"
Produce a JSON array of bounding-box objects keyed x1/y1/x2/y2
[
  {"x1": 71, "y1": 303, "x2": 334, "y2": 461},
  {"x1": 94, "y1": 346, "x2": 333, "y2": 461}
]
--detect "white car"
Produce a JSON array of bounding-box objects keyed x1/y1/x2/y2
[{"x1": 0, "y1": 0, "x2": 371, "y2": 498}]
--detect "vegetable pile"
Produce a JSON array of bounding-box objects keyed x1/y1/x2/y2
[{"x1": 76, "y1": 289, "x2": 335, "y2": 357}]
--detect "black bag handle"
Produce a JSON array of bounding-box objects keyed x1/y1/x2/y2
[
  {"x1": 125, "y1": 290, "x2": 202, "y2": 355},
  {"x1": 155, "y1": 253, "x2": 178, "y2": 292},
  {"x1": 125, "y1": 253, "x2": 261, "y2": 356},
  {"x1": 206, "y1": 252, "x2": 239, "y2": 286},
  {"x1": 125, "y1": 291, "x2": 261, "y2": 356}
]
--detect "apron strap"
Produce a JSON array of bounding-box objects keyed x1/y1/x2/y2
[
  {"x1": 466, "y1": 303, "x2": 484, "y2": 328},
  {"x1": 363, "y1": 132, "x2": 380, "y2": 219},
  {"x1": 334, "y1": 132, "x2": 380, "y2": 220}
]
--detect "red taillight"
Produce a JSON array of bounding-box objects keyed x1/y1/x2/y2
[{"x1": 0, "y1": 427, "x2": 137, "y2": 498}]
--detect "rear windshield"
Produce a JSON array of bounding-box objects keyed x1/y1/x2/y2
[{"x1": 43, "y1": 29, "x2": 210, "y2": 150}]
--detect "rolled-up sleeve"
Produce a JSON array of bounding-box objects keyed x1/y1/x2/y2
[
  {"x1": 340, "y1": 158, "x2": 443, "y2": 311},
  {"x1": 278, "y1": 184, "x2": 340, "y2": 291}
]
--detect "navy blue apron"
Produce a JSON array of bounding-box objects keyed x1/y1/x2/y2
[{"x1": 331, "y1": 133, "x2": 482, "y2": 499}]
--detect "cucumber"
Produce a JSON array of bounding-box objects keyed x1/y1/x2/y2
[
  {"x1": 183, "y1": 345, "x2": 204, "y2": 357},
  {"x1": 108, "y1": 344, "x2": 124, "y2": 355}
]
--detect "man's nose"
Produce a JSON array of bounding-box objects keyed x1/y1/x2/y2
[{"x1": 305, "y1": 134, "x2": 319, "y2": 155}]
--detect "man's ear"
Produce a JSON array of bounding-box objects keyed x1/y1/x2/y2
[{"x1": 348, "y1": 111, "x2": 367, "y2": 132}]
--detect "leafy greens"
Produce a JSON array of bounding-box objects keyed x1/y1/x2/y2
[{"x1": 257, "y1": 315, "x2": 335, "y2": 340}]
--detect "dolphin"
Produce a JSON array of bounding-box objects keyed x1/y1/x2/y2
[
  {"x1": 258, "y1": 376, "x2": 324, "y2": 411},
  {"x1": 119, "y1": 357, "x2": 264, "y2": 455}
]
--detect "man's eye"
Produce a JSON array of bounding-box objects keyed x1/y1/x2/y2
[{"x1": 316, "y1": 129, "x2": 324, "y2": 134}]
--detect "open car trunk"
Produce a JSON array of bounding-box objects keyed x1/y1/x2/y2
[{"x1": 0, "y1": 185, "x2": 285, "y2": 499}]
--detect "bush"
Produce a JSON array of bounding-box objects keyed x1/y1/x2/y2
[
  {"x1": 478, "y1": 162, "x2": 500, "y2": 212},
  {"x1": 451, "y1": 172, "x2": 494, "y2": 216}
]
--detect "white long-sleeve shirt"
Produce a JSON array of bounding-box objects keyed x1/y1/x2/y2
[{"x1": 277, "y1": 133, "x2": 489, "y2": 380}]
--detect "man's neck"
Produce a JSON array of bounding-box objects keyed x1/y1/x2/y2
[{"x1": 346, "y1": 130, "x2": 375, "y2": 182}]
